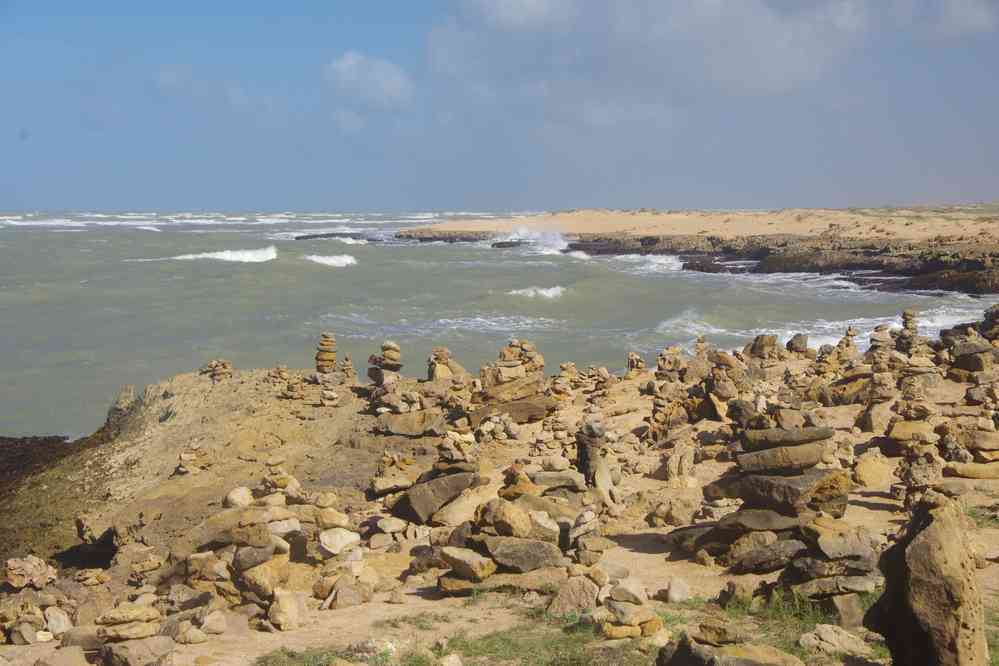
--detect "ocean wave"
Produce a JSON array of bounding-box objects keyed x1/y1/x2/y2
[
  {"x1": 305, "y1": 254, "x2": 357, "y2": 268},
  {"x1": 333, "y1": 237, "x2": 368, "y2": 245},
  {"x1": 613, "y1": 254, "x2": 683, "y2": 273},
  {"x1": 653, "y1": 302, "x2": 999, "y2": 352},
  {"x1": 128, "y1": 246, "x2": 278, "y2": 263},
  {"x1": 317, "y1": 311, "x2": 563, "y2": 338},
  {"x1": 656, "y1": 308, "x2": 730, "y2": 337},
  {"x1": 136, "y1": 226, "x2": 162, "y2": 232},
  {"x1": 508, "y1": 286, "x2": 566, "y2": 299},
  {"x1": 496, "y1": 228, "x2": 570, "y2": 256},
  {"x1": 566, "y1": 250, "x2": 591, "y2": 260}
]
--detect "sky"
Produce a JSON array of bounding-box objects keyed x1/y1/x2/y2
[{"x1": 1, "y1": 0, "x2": 997, "y2": 212}]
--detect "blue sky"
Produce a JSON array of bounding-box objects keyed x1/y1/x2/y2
[{"x1": 1, "y1": 0, "x2": 997, "y2": 211}]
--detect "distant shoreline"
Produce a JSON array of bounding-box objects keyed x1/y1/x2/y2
[{"x1": 398, "y1": 206, "x2": 999, "y2": 295}]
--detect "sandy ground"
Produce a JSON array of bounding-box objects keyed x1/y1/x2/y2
[{"x1": 420, "y1": 206, "x2": 999, "y2": 241}]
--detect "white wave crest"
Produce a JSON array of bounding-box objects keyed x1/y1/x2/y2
[
  {"x1": 496, "y1": 227, "x2": 570, "y2": 256},
  {"x1": 172, "y1": 246, "x2": 278, "y2": 263},
  {"x1": 334, "y1": 237, "x2": 368, "y2": 245},
  {"x1": 656, "y1": 308, "x2": 729, "y2": 337},
  {"x1": 508, "y1": 286, "x2": 566, "y2": 299},
  {"x1": 566, "y1": 250, "x2": 591, "y2": 260},
  {"x1": 305, "y1": 254, "x2": 357, "y2": 268},
  {"x1": 126, "y1": 246, "x2": 277, "y2": 263},
  {"x1": 613, "y1": 254, "x2": 684, "y2": 273},
  {"x1": 136, "y1": 226, "x2": 162, "y2": 232}
]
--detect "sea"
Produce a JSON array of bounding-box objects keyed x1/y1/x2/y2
[{"x1": 1, "y1": 210, "x2": 996, "y2": 437}]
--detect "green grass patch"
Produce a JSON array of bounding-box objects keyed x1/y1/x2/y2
[
  {"x1": 986, "y1": 607, "x2": 999, "y2": 666},
  {"x1": 446, "y1": 620, "x2": 649, "y2": 666},
  {"x1": 723, "y1": 590, "x2": 836, "y2": 658},
  {"x1": 255, "y1": 647, "x2": 436, "y2": 666},
  {"x1": 966, "y1": 505, "x2": 999, "y2": 529}
]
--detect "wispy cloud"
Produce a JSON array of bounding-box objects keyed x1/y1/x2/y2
[{"x1": 325, "y1": 51, "x2": 415, "y2": 109}]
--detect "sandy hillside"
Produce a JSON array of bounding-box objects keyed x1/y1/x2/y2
[{"x1": 422, "y1": 206, "x2": 999, "y2": 241}]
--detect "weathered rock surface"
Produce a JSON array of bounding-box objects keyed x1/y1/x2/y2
[{"x1": 865, "y1": 493, "x2": 988, "y2": 666}]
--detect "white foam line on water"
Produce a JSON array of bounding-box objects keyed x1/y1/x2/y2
[
  {"x1": 654, "y1": 302, "x2": 999, "y2": 352},
  {"x1": 508, "y1": 286, "x2": 566, "y2": 299},
  {"x1": 136, "y1": 226, "x2": 162, "y2": 232},
  {"x1": 611, "y1": 254, "x2": 684, "y2": 272},
  {"x1": 126, "y1": 246, "x2": 278, "y2": 263},
  {"x1": 305, "y1": 254, "x2": 357, "y2": 267}
]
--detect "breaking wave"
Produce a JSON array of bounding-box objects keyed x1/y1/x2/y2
[
  {"x1": 128, "y1": 246, "x2": 278, "y2": 263},
  {"x1": 305, "y1": 254, "x2": 357, "y2": 268},
  {"x1": 508, "y1": 286, "x2": 566, "y2": 299}
]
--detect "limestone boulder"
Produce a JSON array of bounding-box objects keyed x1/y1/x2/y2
[
  {"x1": 742, "y1": 427, "x2": 834, "y2": 452},
  {"x1": 392, "y1": 472, "x2": 479, "y2": 524},
  {"x1": 547, "y1": 576, "x2": 599, "y2": 616},
  {"x1": 865, "y1": 492, "x2": 988, "y2": 666},
  {"x1": 478, "y1": 536, "x2": 564, "y2": 573},
  {"x1": 441, "y1": 547, "x2": 497, "y2": 582}
]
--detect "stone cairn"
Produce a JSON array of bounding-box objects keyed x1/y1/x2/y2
[
  {"x1": 279, "y1": 377, "x2": 306, "y2": 401},
  {"x1": 368, "y1": 341, "x2": 403, "y2": 387},
  {"x1": 625, "y1": 351, "x2": 646, "y2": 379},
  {"x1": 530, "y1": 415, "x2": 573, "y2": 457},
  {"x1": 339, "y1": 355, "x2": 357, "y2": 384},
  {"x1": 671, "y1": 417, "x2": 881, "y2": 623},
  {"x1": 477, "y1": 339, "x2": 545, "y2": 403},
  {"x1": 314, "y1": 331, "x2": 337, "y2": 374},
  {"x1": 475, "y1": 413, "x2": 520, "y2": 445},
  {"x1": 548, "y1": 363, "x2": 576, "y2": 402},
  {"x1": 199, "y1": 359, "x2": 232, "y2": 383},
  {"x1": 266, "y1": 365, "x2": 290, "y2": 384},
  {"x1": 427, "y1": 346, "x2": 467, "y2": 381},
  {"x1": 180, "y1": 462, "x2": 384, "y2": 632}
]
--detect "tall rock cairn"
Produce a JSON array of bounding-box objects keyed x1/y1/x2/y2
[{"x1": 315, "y1": 332, "x2": 338, "y2": 374}]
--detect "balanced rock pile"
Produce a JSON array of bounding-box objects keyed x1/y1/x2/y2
[
  {"x1": 266, "y1": 365, "x2": 290, "y2": 384},
  {"x1": 678, "y1": 422, "x2": 854, "y2": 575},
  {"x1": 339, "y1": 355, "x2": 357, "y2": 384},
  {"x1": 625, "y1": 351, "x2": 647, "y2": 379},
  {"x1": 199, "y1": 359, "x2": 233, "y2": 383},
  {"x1": 547, "y1": 363, "x2": 578, "y2": 402},
  {"x1": 477, "y1": 339, "x2": 545, "y2": 403},
  {"x1": 279, "y1": 377, "x2": 306, "y2": 401},
  {"x1": 530, "y1": 415, "x2": 573, "y2": 457},
  {"x1": 368, "y1": 340, "x2": 403, "y2": 387},
  {"x1": 314, "y1": 331, "x2": 338, "y2": 374},
  {"x1": 427, "y1": 346, "x2": 468, "y2": 381},
  {"x1": 475, "y1": 412, "x2": 520, "y2": 445},
  {"x1": 386, "y1": 446, "x2": 487, "y2": 527}
]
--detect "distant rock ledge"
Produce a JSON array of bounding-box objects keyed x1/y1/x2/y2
[{"x1": 395, "y1": 228, "x2": 999, "y2": 295}]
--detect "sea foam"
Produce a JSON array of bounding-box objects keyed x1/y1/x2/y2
[
  {"x1": 171, "y1": 246, "x2": 278, "y2": 263},
  {"x1": 508, "y1": 286, "x2": 566, "y2": 299},
  {"x1": 305, "y1": 254, "x2": 357, "y2": 268}
]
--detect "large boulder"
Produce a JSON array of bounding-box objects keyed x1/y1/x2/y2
[
  {"x1": 865, "y1": 492, "x2": 988, "y2": 666},
  {"x1": 736, "y1": 442, "x2": 827, "y2": 474},
  {"x1": 742, "y1": 427, "x2": 834, "y2": 452},
  {"x1": 477, "y1": 536, "x2": 564, "y2": 573},
  {"x1": 704, "y1": 468, "x2": 851, "y2": 517},
  {"x1": 392, "y1": 472, "x2": 479, "y2": 524}
]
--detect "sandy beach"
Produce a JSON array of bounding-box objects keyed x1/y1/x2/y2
[{"x1": 412, "y1": 205, "x2": 999, "y2": 242}]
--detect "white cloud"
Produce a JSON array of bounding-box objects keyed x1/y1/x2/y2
[{"x1": 326, "y1": 51, "x2": 415, "y2": 108}]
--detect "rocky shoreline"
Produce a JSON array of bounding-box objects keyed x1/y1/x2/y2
[
  {"x1": 395, "y1": 228, "x2": 999, "y2": 295},
  {"x1": 4, "y1": 307, "x2": 999, "y2": 664}
]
